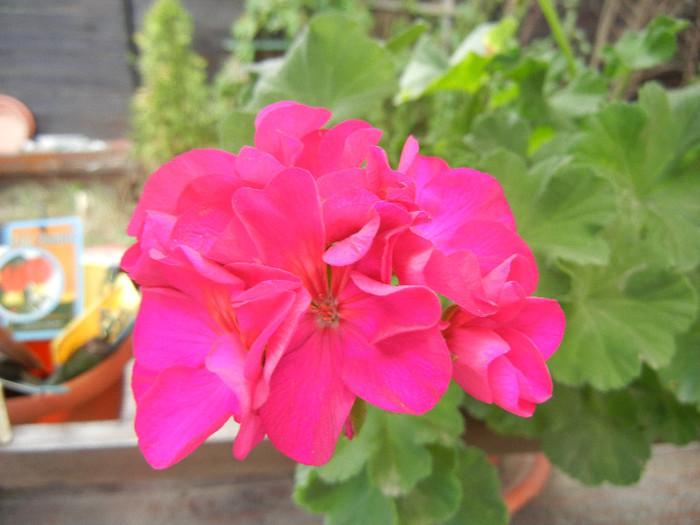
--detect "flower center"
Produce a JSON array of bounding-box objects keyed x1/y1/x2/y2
[{"x1": 312, "y1": 295, "x2": 339, "y2": 327}]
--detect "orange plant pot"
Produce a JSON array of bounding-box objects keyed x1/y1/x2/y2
[{"x1": 6, "y1": 334, "x2": 132, "y2": 424}]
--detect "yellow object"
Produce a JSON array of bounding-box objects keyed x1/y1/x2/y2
[{"x1": 51, "y1": 273, "x2": 140, "y2": 365}]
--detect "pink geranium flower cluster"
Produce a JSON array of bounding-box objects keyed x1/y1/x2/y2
[{"x1": 121, "y1": 101, "x2": 565, "y2": 468}]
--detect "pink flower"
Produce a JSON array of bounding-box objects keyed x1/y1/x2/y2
[
  {"x1": 388, "y1": 137, "x2": 564, "y2": 417},
  {"x1": 123, "y1": 100, "x2": 564, "y2": 470},
  {"x1": 443, "y1": 256, "x2": 565, "y2": 417},
  {"x1": 393, "y1": 136, "x2": 536, "y2": 316},
  {"x1": 123, "y1": 102, "x2": 452, "y2": 468},
  {"x1": 129, "y1": 246, "x2": 309, "y2": 468}
]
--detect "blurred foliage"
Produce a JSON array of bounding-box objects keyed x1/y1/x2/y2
[
  {"x1": 132, "y1": 0, "x2": 700, "y2": 522},
  {"x1": 130, "y1": 0, "x2": 218, "y2": 171}
]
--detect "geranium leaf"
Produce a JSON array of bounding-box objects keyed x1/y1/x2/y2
[
  {"x1": 405, "y1": 381, "x2": 466, "y2": 447},
  {"x1": 604, "y1": 15, "x2": 689, "y2": 73},
  {"x1": 539, "y1": 385, "x2": 651, "y2": 486},
  {"x1": 547, "y1": 68, "x2": 608, "y2": 120},
  {"x1": 368, "y1": 410, "x2": 434, "y2": 497},
  {"x1": 250, "y1": 14, "x2": 397, "y2": 122},
  {"x1": 633, "y1": 367, "x2": 700, "y2": 445},
  {"x1": 219, "y1": 109, "x2": 256, "y2": 154},
  {"x1": 314, "y1": 408, "x2": 380, "y2": 484},
  {"x1": 294, "y1": 467, "x2": 397, "y2": 525},
  {"x1": 576, "y1": 83, "x2": 700, "y2": 269},
  {"x1": 467, "y1": 111, "x2": 531, "y2": 158},
  {"x1": 396, "y1": 446, "x2": 462, "y2": 525},
  {"x1": 549, "y1": 246, "x2": 697, "y2": 389},
  {"x1": 395, "y1": 35, "x2": 449, "y2": 103},
  {"x1": 396, "y1": 19, "x2": 515, "y2": 103},
  {"x1": 482, "y1": 149, "x2": 617, "y2": 265},
  {"x1": 659, "y1": 319, "x2": 700, "y2": 404},
  {"x1": 441, "y1": 446, "x2": 508, "y2": 525}
]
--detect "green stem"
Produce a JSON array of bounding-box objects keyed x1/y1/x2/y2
[{"x1": 536, "y1": 0, "x2": 577, "y2": 77}]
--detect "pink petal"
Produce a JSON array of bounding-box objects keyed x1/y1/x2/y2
[
  {"x1": 341, "y1": 272, "x2": 443, "y2": 341},
  {"x1": 168, "y1": 202, "x2": 236, "y2": 256},
  {"x1": 490, "y1": 327, "x2": 553, "y2": 416},
  {"x1": 233, "y1": 168, "x2": 326, "y2": 296},
  {"x1": 131, "y1": 361, "x2": 157, "y2": 403},
  {"x1": 508, "y1": 297, "x2": 566, "y2": 360},
  {"x1": 127, "y1": 149, "x2": 238, "y2": 236},
  {"x1": 134, "y1": 366, "x2": 238, "y2": 469},
  {"x1": 234, "y1": 146, "x2": 286, "y2": 187},
  {"x1": 313, "y1": 120, "x2": 382, "y2": 175},
  {"x1": 133, "y1": 288, "x2": 220, "y2": 370},
  {"x1": 254, "y1": 102, "x2": 331, "y2": 165},
  {"x1": 439, "y1": 220, "x2": 537, "y2": 283},
  {"x1": 121, "y1": 211, "x2": 176, "y2": 287},
  {"x1": 482, "y1": 254, "x2": 539, "y2": 302},
  {"x1": 403, "y1": 152, "x2": 451, "y2": 194},
  {"x1": 205, "y1": 332, "x2": 252, "y2": 412},
  {"x1": 414, "y1": 169, "x2": 516, "y2": 247},
  {"x1": 322, "y1": 187, "x2": 380, "y2": 243},
  {"x1": 233, "y1": 414, "x2": 266, "y2": 460},
  {"x1": 393, "y1": 231, "x2": 495, "y2": 316},
  {"x1": 259, "y1": 317, "x2": 356, "y2": 465},
  {"x1": 341, "y1": 327, "x2": 452, "y2": 414},
  {"x1": 447, "y1": 326, "x2": 511, "y2": 404},
  {"x1": 398, "y1": 135, "x2": 420, "y2": 173},
  {"x1": 352, "y1": 201, "x2": 415, "y2": 283},
  {"x1": 323, "y1": 214, "x2": 381, "y2": 266}
]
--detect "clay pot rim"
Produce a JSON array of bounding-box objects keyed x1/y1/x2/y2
[{"x1": 6, "y1": 334, "x2": 132, "y2": 425}]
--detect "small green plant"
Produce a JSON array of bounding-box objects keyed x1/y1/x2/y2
[
  {"x1": 131, "y1": 0, "x2": 217, "y2": 171},
  {"x1": 230, "y1": 0, "x2": 373, "y2": 63}
]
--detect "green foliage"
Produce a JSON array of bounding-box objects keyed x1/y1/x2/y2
[
  {"x1": 130, "y1": 0, "x2": 217, "y2": 171},
  {"x1": 229, "y1": 0, "x2": 372, "y2": 62},
  {"x1": 294, "y1": 385, "x2": 508, "y2": 525},
  {"x1": 136, "y1": 0, "x2": 699, "y2": 519},
  {"x1": 249, "y1": 14, "x2": 397, "y2": 122},
  {"x1": 215, "y1": 2, "x2": 699, "y2": 499}
]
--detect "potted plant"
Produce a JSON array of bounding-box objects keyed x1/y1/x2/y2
[{"x1": 124, "y1": 1, "x2": 699, "y2": 523}]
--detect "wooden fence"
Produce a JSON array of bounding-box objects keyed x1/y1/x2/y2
[{"x1": 0, "y1": 0, "x2": 242, "y2": 140}]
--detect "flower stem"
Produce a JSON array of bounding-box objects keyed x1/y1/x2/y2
[{"x1": 536, "y1": 0, "x2": 577, "y2": 77}]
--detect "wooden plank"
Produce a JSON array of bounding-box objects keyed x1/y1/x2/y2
[
  {"x1": 512, "y1": 442, "x2": 700, "y2": 525},
  {"x1": 0, "y1": 0, "x2": 135, "y2": 138}
]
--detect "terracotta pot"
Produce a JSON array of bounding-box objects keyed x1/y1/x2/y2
[
  {"x1": 6, "y1": 334, "x2": 132, "y2": 424},
  {"x1": 463, "y1": 415, "x2": 550, "y2": 515},
  {"x1": 496, "y1": 451, "x2": 551, "y2": 515}
]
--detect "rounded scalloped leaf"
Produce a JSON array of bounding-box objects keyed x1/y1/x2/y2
[
  {"x1": 549, "y1": 264, "x2": 697, "y2": 390},
  {"x1": 250, "y1": 14, "x2": 397, "y2": 122}
]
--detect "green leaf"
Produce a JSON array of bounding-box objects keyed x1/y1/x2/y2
[
  {"x1": 547, "y1": 68, "x2": 608, "y2": 120},
  {"x1": 442, "y1": 447, "x2": 508, "y2": 525},
  {"x1": 396, "y1": 446, "x2": 462, "y2": 525},
  {"x1": 481, "y1": 149, "x2": 617, "y2": 265},
  {"x1": 539, "y1": 385, "x2": 652, "y2": 486},
  {"x1": 250, "y1": 14, "x2": 397, "y2": 121},
  {"x1": 396, "y1": 19, "x2": 516, "y2": 103},
  {"x1": 219, "y1": 109, "x2": 256, "y2": 153},
  {"x1": 314, "y1": 410, "x2": 378, "y2": 484},
  {"x1": 575, "y1": 102, "x2": 649, "y2": 191},
  {"x1": 396, "y1": 35, "x2": 449, "y2": 103},
  {"x1": 604, "y1": 15, "x2": 689, "y2": 72},
  {"x1": 364, "y1": 384, "x2": 465, "y2": 497},
  {"x1": 294, "y1": 467, "x2": 397, "y2": 525},
  {"x1": 575, "y1": 83, "x2": 700, "y2": 269},
  {"x1": 467, "y1": 111, "x2": 530, "y2": 157},
  {"x1": 633, "y1": 367, "x2": 700, "y2": 445},
  {"x1": 385, "y1": 22, "x2": 429, "y2": 54},
  {"x1": 549, "y1": 237, "x2": 698, "y2": 389},
  {"x1": 368, "y1": 411, "x2": 435, "y2": 497},
  {"x1": 659, "y1": 319, "x2": 700, "y2": 404}
]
